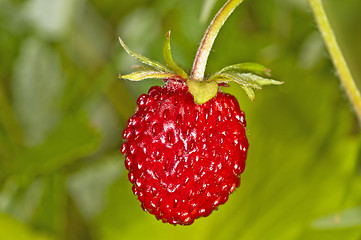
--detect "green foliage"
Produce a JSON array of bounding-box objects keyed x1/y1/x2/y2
[{"x1": 0, "y1": 0, "x2": 361, "y2": 239}]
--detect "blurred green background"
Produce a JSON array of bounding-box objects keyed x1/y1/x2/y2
[{"x1": 1, "y1": 0, "x2": 361, "y2": 239}]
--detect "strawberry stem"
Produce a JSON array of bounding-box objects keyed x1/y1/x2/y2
[
  {"x1": 308, "y1": 0, "x2": 361, "y2": 124},
  {"x1": 190, "y1": 0, "x2": 244, "y2": 81}
]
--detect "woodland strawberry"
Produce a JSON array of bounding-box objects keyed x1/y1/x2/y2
[
  {"x1": 121, "y1": 79, "x2": 248, "y2": 225},
  {"x1": 119, "y1": 0, "x2": 281, "y2": 226}
]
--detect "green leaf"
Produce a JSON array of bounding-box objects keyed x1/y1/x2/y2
[
  {"x1": 118, "y1": 37, "x2": 170, "y2": 72},
  {"x1": 162, "y1": 31, "x2": 188, "y2": 79},
  {"x1": 237, "y1": 73, "x2": 283, "y2": 86},
  {"x1": 12, "y1": 37, "x2": 65, "y2": 145},
  {"x1": 209, "y1": 72, "x2": 282, "y2": 100},
  {"x1": 67, "y1": 153, "x2": 122, "y2": 220},
  {"x1": 119, "y1": 71, "x2": 180, "y2": 81},
  {"x1": 8, "y1": 113, "x2": 100, "y2": 180},
  {"x1": 31, "y1": 174, "x2": 67, "y2": 236},
  {"x1": 210, "y1": 72, "x2": 262, "y2": 89},
  {"x1": 241, "y1": 86, "x2": 255, "y2": 101},
  {"x1": 215, "y1": 62, "x2": 272, "y2": 77}
]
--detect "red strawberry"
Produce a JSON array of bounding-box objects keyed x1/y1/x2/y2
[
  {"x1": 118, "y1": 1, "x2": 281, "y2": 226},
  {"x1": 121, "y1": 79, "x2": 248, "y2": 225}
]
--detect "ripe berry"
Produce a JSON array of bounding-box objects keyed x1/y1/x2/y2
[
  {"x1": 118, "y1": 1, "x2": 281, "y2": 226},
  {"x1": 121, "y1": 79, "x2": 248, "y2": 225}
]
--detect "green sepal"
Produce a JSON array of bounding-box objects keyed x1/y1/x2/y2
[
  {"x1": 214, "y1": 62, "x2": 272, "y2": 77},
  {"x1": 212, "y1": 72, "x2": 281, "y2": 87},
  {"x1": 119, "y1": 37, "x2": 170, "y2": 72},
  {"x1": 210, "y1": 72, "x2": 262, "y2": 89},
  {"x1": 241, "y1": 86, "x2": 255, "y2": 101},
  {"x1": 237, "y1": 73, "x2": 283, "y2": 86},
  {"x1": 163, "y1": 31, "x2": 189, "y2": 79},
  {"x1": 209, "y1": 71, "x2": 282, "y2": 101},
  {"x1": 186, "y1": 79, "x2": 218, "y2": 105},
  {"x1": 119, "y1": 71, "x2": 179, "y2": 81}
]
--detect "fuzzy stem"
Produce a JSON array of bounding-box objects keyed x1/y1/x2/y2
[
  {"x1": 308, "y1": 0, "x2": 361, "y2": 124},
  {"x1": 190, "y1": 0, "x2": 244, "y2": 81}
]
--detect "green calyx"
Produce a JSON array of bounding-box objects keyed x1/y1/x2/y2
[
  {"x1": 118, "y1": 31, "x2": 187, "y2": 82},
  {"x1": 119, "y1": 31, "x2": 282, "y2": 104},
  {"x1": 208, "y1": 63, "x2": 283, "y2": 101},
  {"x1": 186, "y1": 79, "x2": 218, "y2": 104}
]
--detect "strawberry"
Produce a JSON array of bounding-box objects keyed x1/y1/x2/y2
[
  {"x1": 121, "y1": 79, "x2": 248, "y2": 225},
  {"x1": 119, "y1": 1, "x2": 282, "y2": 225}
]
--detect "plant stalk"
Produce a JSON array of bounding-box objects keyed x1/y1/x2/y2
[
  {"x1": 308, "y1": 0, "x2": 361, "y2": 124},
  {"x1": 190, "y1": 0, "x2": 244, "y2": 81}
]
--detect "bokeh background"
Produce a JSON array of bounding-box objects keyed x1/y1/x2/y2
[{"x1": 1, "y1": 0, "x2": 361, "y2": 239}]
